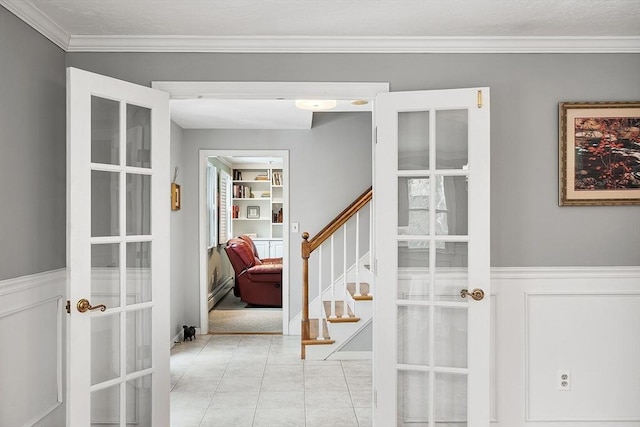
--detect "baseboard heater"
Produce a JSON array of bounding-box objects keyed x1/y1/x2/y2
[{"x1": 208, "y1": 277, "x2": 234, "y2": 311}]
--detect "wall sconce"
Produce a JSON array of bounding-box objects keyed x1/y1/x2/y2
[
  {"x1": 171, "y1": 167, "x2": 181, "y2": 211},
  {"x1": 171, "y1": 183, "x2": 181, "y2": 211}
]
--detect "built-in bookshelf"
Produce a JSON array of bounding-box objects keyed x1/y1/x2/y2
[{"x1": 231, "y1": 165, "x2": 284, "y2": 250}]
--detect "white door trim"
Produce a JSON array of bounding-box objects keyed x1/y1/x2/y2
[
  {"x1": 152, "y1": 81, "x2": 389, "y2": 336},
  {"x1": 198, "y1": 149, "x2": 290, "y2": 334},
  {"x1": 151, "y1": 81, "x2": 389, "y2": 101}
]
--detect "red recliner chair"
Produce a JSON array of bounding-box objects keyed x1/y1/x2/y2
[
  {"x1": 239, "y1": 235, "x2": 282, "y2": 264},
  {"x1": 224, "y1": 237, "x2": 282, "y2": 307}
]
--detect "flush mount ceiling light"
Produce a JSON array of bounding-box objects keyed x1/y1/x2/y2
[
  {"x1": 295, "y1": 100, "x2": 337, "y2": 111},
  {"x1": 350, "y1": 100, "x2": 369, "y2": 106}
]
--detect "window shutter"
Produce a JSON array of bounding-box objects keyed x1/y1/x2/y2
[{"x1": 219, "y1": 170, "x2": 232, "y2": 244}]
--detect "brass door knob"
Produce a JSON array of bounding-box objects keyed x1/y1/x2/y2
[
  {"x1": 77, "y1": 298, "x2": 107, "y2": 313},
  {"x1": 460, "y1": 288, "x2": 485, "y2": 301}
]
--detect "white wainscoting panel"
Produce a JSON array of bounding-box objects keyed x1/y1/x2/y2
[
  {"x1": 526, "y1": 292, "x2": 640, "y2": 422},
  {"x1": 492, "y1": 267, "x2": 640, "y2": 427},
  {"x1": 0, "y1": 269, "x2": 66, "y2": 427}
]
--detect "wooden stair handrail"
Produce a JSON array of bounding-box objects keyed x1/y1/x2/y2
[
  {"x1": 302, "y1": 186, "x2": 372, "y2": 256},
  {"x1": 300, "y1": 186, "x2": 372, "y2": 359}
]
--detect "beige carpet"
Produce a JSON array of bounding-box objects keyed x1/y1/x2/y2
[{"x1": 208, "y1": 291, "x2": 283, "y2": 334}]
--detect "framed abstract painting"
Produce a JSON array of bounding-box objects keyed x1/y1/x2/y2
[{"x1": 559, "y1": 101, "x2": 640, "y2": 206}]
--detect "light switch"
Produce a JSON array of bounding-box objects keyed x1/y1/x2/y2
[{"x1": 292, "y1": 222, "x2": 299, "y2": 233}]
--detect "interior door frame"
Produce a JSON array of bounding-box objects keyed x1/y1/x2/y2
[
  {"x1": 152, "y1": 81, "x2": 389, "y2": 335},
  {"x1": 198, "y1": 149, "x2": 290, "y2": 334}
]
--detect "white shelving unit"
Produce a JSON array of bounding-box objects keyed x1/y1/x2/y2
[{"x1": 231, "y1": 164, "x2": 283, "y2": 258}]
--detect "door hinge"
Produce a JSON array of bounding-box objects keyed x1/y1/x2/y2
[
  {"x1": 374, "y1": 389, "x2": 378, "y2": 408},
  {"x1": 66, "y1": 300, "x2": 71, "y2": 314},
  {"x1": 477, "y1": 90, "x2": 483, "y2": 108},
  {"x1": 374, "y1": 126, "x2": 378, "y2": 144}
]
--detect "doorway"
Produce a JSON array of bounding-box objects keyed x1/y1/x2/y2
[
  {"x1": 203, "y1": 151, "x2": 289, "y2": 334},
  {"x1": 153, "y1": 81, "x2": 390, "y2": 336}
]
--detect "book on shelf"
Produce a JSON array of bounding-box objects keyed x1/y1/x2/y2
[
  {"x1": 271, "y1": 172, "x2": 282, "y2": 186},
  {"x1": 233, "y1": 170, "x2": 243, "y2": 180},
  {"x1": 255, "y1": 174, "x2": 269, "y2": 181},
  {"x1": 233, "y1": 184, "x2": 253, "y2": 198},
  {"x1": 232, "y1": 205, "x2": 240, "y2": 219},
  {"x1": 272, "y1": 208, "x2": 283, "y2": 223}
]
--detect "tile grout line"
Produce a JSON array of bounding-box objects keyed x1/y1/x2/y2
[{"x1": 252, "y1": 335, "x2": 271, "y2": 427}]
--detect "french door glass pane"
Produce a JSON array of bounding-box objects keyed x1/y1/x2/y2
[
  {"x1": 398, "y1": 241, "x2": 430, "y2": 300},
  {"x1": 127, "y1": 242, "x2": 152, "y2": 304},
  {"x1": 434, "y1": 307, "x2": 468, "y2": 368},
  {"x1": 91, "y1": 384, "x2": 120, "y2": 426},
  {"x1": 435, "y1": 373, "x2": 467, "y2": 426},
  {"x1": 397, "y1": 370, "x2": 429, "y2": 427},
  {"x1": 435, "y1": 242, "x2": 468, "y2": 301},
  {"x1": 437, "y1": 176, "x2": 468, "y2": 236},
  {"x1": 92, "y1": 170, "x2": 120, "y2": 237},
  {"x1": 398, "y1": 305, "x2": 430, "y2": 365},
  {"x1": 127, "y1": 308, "x2": 152, "y2": 374},
  {"x1": 91, "y1": 96, "x2": 120, "y2": 165},
  {"x1": 398, "y1": 111, "x2": 430, "y2": 170},
  {"x1": 126, "y1": 104, "x2": 151, "y2": 168},
  {"x1": 91, "y1": 313, "x2": 120, "y2": 385},
  {"x1": 127, "y1": 375, "x2": 153, "y2": 427},
  {"x1": 126, "y1": 173, "x2": 151, "y2": 235},
  {"x1": 435, "y1": 109, "x2": 468, "y2": 170},
  {"x1": 398, "y1": 177, "x2": 430, "y2": 236},
  {"x1": 91, "y1": 243, "x2": 121, "y2": 309}
]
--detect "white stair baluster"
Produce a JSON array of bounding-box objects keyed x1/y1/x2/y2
[
  {"x1": 330, "y1": 235, "x2": 336, "y2": 318},
  {"x1": 342, "y1": 224, "x2": 348, "y2": 318},
  {"x1": 317, "y1": 244, "x2": 325, "y2": 340},
  {"x1": 355, "y1": 211, "x2": 361, "y2": 296}
]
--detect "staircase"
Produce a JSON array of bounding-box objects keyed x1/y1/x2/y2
[{"x1": 300, "y1": 187, "x2": 373, "y2": 360}]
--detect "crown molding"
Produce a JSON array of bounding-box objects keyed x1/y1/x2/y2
[
  {"x1": 67, "y1": 35, "x2": 640, "y2": 53},
  {"x1": 2, "y1": 0, "x2": 638, "y2": 53},
  {"x1": 0, "y1": 0, "x2": 70, "y2": 50}
]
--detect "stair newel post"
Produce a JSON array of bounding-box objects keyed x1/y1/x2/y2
[
  {"x1": 342, "y1": 223, "x2": 348, "y2": 318},
  {"x1": 301, "y1": 232, "x2": 311, "y2": 359},
  {"x1": 317, "y1": 244, "x2": 326, "y2": 340},
  {"x1": 330, "y1": 235, "x2": 336, "y2": 319},
  {"x1": 355, "y1": 211, "x2": 361, "y2": 297}
]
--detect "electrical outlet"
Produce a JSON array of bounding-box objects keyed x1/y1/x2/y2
[
  {"x1": 558, "y1": 370, "x2": 571, "y2": 391},
  {"x1": 292, "y1": 222, "x2": 299, "y2": 233}
]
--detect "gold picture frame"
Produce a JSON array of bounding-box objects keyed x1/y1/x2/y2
[{"x1": 559, "y1": 101, "x2": 640, "y2": 206}]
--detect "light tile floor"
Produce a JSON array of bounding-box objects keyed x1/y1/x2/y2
[{"x1": 170, "y1": 334, "x2": 372, "y2": 427}]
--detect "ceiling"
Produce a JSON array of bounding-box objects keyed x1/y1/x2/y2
[
  {"x1": 170, "y1": 99, "x2": 371, "y2": 130},
  {"x1": 3, "y1": 0, "x2": 638, "y2": 129},
  {"x1": 2, "y1": 0, "x2": 639, "y2": 53}
]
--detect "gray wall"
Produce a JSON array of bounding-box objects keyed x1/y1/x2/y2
[
  {"x1": 66, "y1": 51, "x2": 640, "y2": 271},
  {"x1": 0, "y1": 7, "x2": 66, "y2": 280},
  {"x1": 181, "y1": 113, "x2": 373, "y2": 323},
  {"x1": 1, "y1": 6, "x2": 638, "y2": 306},
  {"x1": 170, "y1": 121, "x2": 186, "y2": 339}
]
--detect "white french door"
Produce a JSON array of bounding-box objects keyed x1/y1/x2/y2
[
  {"x1": 374, "y1": 88, "x2": 491, "y2": 426},
  {"x1": 67, "y1": 67, "x2": 170, "y2": 426}
]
